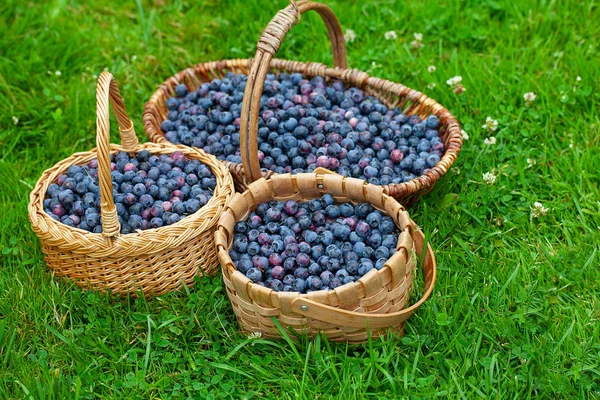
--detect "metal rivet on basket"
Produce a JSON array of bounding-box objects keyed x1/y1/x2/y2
[
  {"x1": 300, "y1": 305, "x2": 308, "y2": 311},
  {"x1": 317, "y1": 184, "x2": 324, "y2": 189}
]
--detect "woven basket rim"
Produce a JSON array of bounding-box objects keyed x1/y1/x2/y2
[
  {"x1": 28, "y1": 141, "x2": 234, "y2": 256},
  {"x1": 215, "y1": 173, "x2": 417, "y2": 301},
  {"x1": 142, "y1": 57, "x2": 463, "y2": 200}
]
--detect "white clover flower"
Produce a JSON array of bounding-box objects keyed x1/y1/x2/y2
[
  {"x1": 384, "y1": 30, "x2": 397, "y2": 40},
  {"x1": 247, "y1": 331, "x2": 262, "y2": 340},
  {"x1": 527, "y1": 158, "x2": 536, "y2": 168},
  {"x1": 531, "y1": 202, "x2": 549, "y2": 218},
  {"x1": 484, "y1": 136, "x2": 497, "y2": 145},
  {"x1": 446, "y1": 76, "x2": 462, "y2": 86},
  {"x1": 482, "y1": 117, "x2": 499, "y2": 132},
  {"x1": 524, "y1": 92, "x2": 537, "y2": 105},
  {"x1": 12, "y1": 116, "x2": 19, "y2": 125},
  {"x1": 427, "y1": 65, "x2": 436, "y2": 73},
  {"x1": 576, "y1": 76, "x2": 582, "y2": 82},
  {"x1": 55, "y1": 71, "x2": 62, "y2": 76},
  {"x1": 427, "y1": 82, "x2": 436, "y2": 89},
  {"x1": 446, "y1": 76, "x2": 466, "y2": 94},
  {"x1": 344, "y1": 29, "x2": 356, "y2": 43},
  {"x1": 410, "y1": 33, "x2": 424, "y2": 49},
  {"x1": 451, "y1": 167, "x2": 460, "y2": 175},
  {"x1": 482, "y1": 172, "x2": 497, "y2": 185},
  {"x1": 461, "y1": 129, "x2": 469, "y2": 141}
]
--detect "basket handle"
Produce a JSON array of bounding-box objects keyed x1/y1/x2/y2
[
  {"x1": 290, "y1": 229, "x2": 437, "y2": 329},
  {"x1": 240, "y1": 0, "x2": 348, "y2": 183},
  {"x1": 96, "y1": 71, "x2": 140, "y2": 237}
]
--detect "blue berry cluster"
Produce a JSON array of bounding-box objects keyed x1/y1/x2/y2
[
  {"x1": 44, "y1": 150, "x2": 216, "y2": 234},
  {"x1": 161, "y1": 72, "x2": 444, "y2": 185},
  {"x1": 231, "y1": 195, "x2": 398, "y2": 293}
]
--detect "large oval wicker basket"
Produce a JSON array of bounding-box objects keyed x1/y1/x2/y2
[
  {"x1": 28, "y1": 72, "x2": 235, "y2": 296},
  {"x1": 143, "y1": 0, "x2": 462, "y2": 206},
  {"x1": 214, "y1": 173, "x2": 436, "y2": 342}
]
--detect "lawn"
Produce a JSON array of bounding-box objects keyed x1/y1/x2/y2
[{"x1": 1, "y1": 0, "x2": 599, "y2": 398}]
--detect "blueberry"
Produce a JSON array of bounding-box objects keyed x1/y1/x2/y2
[
  {"x1": 339, "y1": 203, "x2": 354, "y2": 217},
  {"x1": 326, "y1": 244, "x2": 342, "y2": 259},
  {"x1": 379, "y1": 218, "x2": 396, "y2": 234},
  {"x1": 308, "y1": 263, "x2": 321, "y2": 276},
  {"x1": 185, "y1": 199, "x2": 201, "y2": 213},
  {"x1": 284, "y1": 200, "x2": 299, "y2": 216},
  {"x1": 292, "y1": 278, "x2": 306, "y2": 292},
  {"x1": 252, "y1": 256, "x2": 269, "y2": 271},
  {"x1": 426, "y1": 115, "x2": 439, "y2": 129},
  {"x1": 294, "y1": 267, "x2": 309, "y2": 279},
  {"x1": 355, "y1": 203, "x2": 372, "y2": 218},
  {"x1": 426, "y1": 154, "x2": 440, "y2": 167},
  {"x1": 320, "y1": 230, "x2": 334, "y2": 245},
  {"x1": 329, "y1": 277, "x2": 343, "y2": 289},
  {"x1": 296, "y1": 253, "x2": 311, "y2": 267},
  {"x1": 85, "y1": 213, "x2": 100, "y2": 227},
  {"x1": 325, "y1": 205, "x2": 341, "y2": 219},
  {"x1": 283, "y1": 274, "x2": 296, "y2": 286},
  {"x1": 321, "y1": 194, "x2": 335, "y2": 206},
  {"x1": 308, "y1": 199, "x2": 323, "y2": 211},
  {"x1": 366, "y1": 212, "x2": 382, "y2": 228},
  {"x1": 246, "y1": 268, "x2": 263, "y2": 283},
  {"x1": 271, "y1": 265, "x2": 285, "y2": 280},
  {"x1": 368, "y1": 233, "x2": 382, "y2": 248},
  {"x1": 355, "y1": 221, "x2": 370, "y2": 238},
  {"x1": 311, "y1": 211, "x2": 326, "y2": 226},
  {"x1": 320, "y1": 271, "x2": 334, "y2": 286},
  {"x1": 237, "y1": 259, "x2": 253, "y2": 274},
  {"x1": 283, "y1": 257, "x2": 297, "y2": 271},
  {"x1": 306, "y1": 276, "x2": 323, "y2": 291},
  {"x1": 311, "y1": 244, "x2": 324, "y2": 259},
  {"x1": 346, "y1": 260, "x2": 359, "y2": 275},
  {"x1": 150, "y1": 217, "x2": 164, "y2": 228}
]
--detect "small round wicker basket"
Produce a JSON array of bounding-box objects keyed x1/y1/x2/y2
[
  {"x1": 28, "y1": 72, "x2": 235, "y2": 296},
  {"x1": 143, "y1": 0, "x2": 462, "y2": 205},
  {"x1": 214, "y1": 173, "x2": 436, "y2": 342}
]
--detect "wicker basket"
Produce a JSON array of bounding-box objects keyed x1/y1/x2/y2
[
  {"x1": 28, "y1": 72, "x2": 235, "y2": 296},
  {"x1": 143, "y1": 0, "x2": 462, "y2": 205},
  {"x1": 214, "y1": 173, "x2": 436, "y2": 342}
]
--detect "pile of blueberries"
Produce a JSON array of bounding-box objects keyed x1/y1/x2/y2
[
  {"x1": 161, "y1": 72, "x2": 445, "y2": 185},
  {"x1": 231, "y1": 195, "x2": 399, "y2": 293},
  {"x1": 44, "y1": 150, "x2": 216, "y2": 234}
]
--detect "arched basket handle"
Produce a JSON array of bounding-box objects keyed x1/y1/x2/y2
[
  {"x1": 96, "y1": 71, "x2": 140, "y2": 237},
  {"x1": 240, "y1": 0, "x2": 348, "y2": 183}
]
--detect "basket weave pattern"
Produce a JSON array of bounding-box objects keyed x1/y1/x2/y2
[
  {"x1": 214, "y1": 173, "x2": 436, "y2": 342},
  {"x1": 28, "y1": 72, "x2": 235, "y2": 296},
  {"x1": 143, "y1": 1, "x2": 462, "y2": 205}
]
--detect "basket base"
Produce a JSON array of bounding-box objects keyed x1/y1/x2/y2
[{"x1": 41, "y1": 237, "x2": 219, "y2": 297}]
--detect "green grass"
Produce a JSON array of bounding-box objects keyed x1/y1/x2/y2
[{"x1": 1, "y1": 0, "x2": 599, "y2": 398}]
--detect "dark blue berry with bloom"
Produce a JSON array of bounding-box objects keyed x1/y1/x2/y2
[
  {"x1": 232, "y1": 198, "x2": 399, "y2": 293},
  {"x1": 44, "y1": 151, "x2": 215, "y2": 234},
  {"x1": 160, "y1": 72, "x2": 445, "y2": 185}
]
